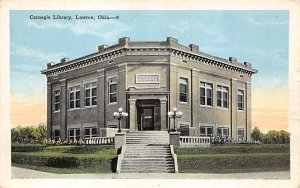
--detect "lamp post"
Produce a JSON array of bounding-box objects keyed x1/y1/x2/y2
[
  {"x1": 167, "y1": 107, "x2": 182, "y2": 132},
  {"x1": 113, "y1": 107, "x2": 128, "y2": 133}
]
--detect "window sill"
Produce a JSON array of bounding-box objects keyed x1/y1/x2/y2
[
  {"x1": 108, "y1": 102, "x2": 117, "y2": 105},
  {"x1": 216, "y1": 107, "x2": 230, "y2": 111},
  {"x1": 179, "y1": 101, "x2": 189, "y2": 105},
  {"x1": 53, "y1": 111, "x2": 60, "y2": 113},
  {"x1": 238, "y1": 110, "x2": 244, "y2": 113},
  {"x1": 200, "y1": 105, "x2": 213, "y2": 108},
  {"x1": 68, "y1": 108, "x2": 81, "y2": 112},
  {"x1": 83, "y1": 105, "x2": 98, "y2": 109}
]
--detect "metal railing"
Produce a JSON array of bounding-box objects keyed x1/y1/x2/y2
[
  {"x1": 180, "y1": 136, "x2": 211, "y2": 147},
  {"x1": 84, "y1": 137, "x2": 115, "y2": 145}
]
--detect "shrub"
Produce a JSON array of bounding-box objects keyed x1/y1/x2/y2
[
  {"x1": 175, "y1": 144, "x2": 290, "y2": 155},
  {"x1": 11, "y1": 124, "x2": 46, "y2": 144},
  {"x1": 11, "y1": 144, "x2": 47, "y2": 152},
  {"x1": 177, "y1": 153, "x2": 290, "y2": 173}
]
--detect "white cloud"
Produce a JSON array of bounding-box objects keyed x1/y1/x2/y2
[
  {"x1": 25, "y1": 20, "x2": 133, "y2": 41},
  {"x1": 11, "y1": 43, "x2": 66, "y2": 63},
  {"x1": 169, "y1": 21, "x2": 190, "y2": 34},
  {"x1": 248, "y1": 18, "x2": 288, "y2": 26}
]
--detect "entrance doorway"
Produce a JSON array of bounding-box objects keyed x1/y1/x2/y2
[
  {"x1": 140, "y1": 107, "x2": 154, "y2": 130},
  {"x1": 136, "y1": 99, "x2": 160, "y2": 131}
]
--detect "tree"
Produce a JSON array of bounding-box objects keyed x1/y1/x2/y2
[
  {"x1": 11, "y1": 124, "x2": 47, "y2": 144},
  {"x1": 251, "y1": 127, "x2": 263, "y2": 141}
]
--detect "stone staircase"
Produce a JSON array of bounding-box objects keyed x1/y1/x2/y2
[{"x1": 120, "y1": 131, "x2": 176, "y2": 173}]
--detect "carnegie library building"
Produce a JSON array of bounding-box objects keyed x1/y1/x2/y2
[{"x1": 41, "y1": 37, "x2": 257, "y2": 142}]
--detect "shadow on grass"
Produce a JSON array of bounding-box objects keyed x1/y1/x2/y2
[{"x1": 111, "y1": 157, "x2": 118, "y2": 173}]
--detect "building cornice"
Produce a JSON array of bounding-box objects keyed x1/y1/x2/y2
[{"x1": 41, "y1": 41, "x2": 258, "y2": 77}]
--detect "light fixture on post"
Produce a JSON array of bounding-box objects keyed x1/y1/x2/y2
[
  {"x1": 113, "y1": 107, "x2": 128, "y2": 133},
  {"x1": 167, "y1": 107, "x2": 182, "y2": 132}
]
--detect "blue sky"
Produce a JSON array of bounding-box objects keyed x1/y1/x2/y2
[
  {"x1": 10, "y1": 10, "x2": 289, "y2": 130},
  {"x1": 10, "y1": 10, "x2": 288, "y2": 96}
]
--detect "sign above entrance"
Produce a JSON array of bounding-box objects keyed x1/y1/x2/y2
[{"x1": 136, "y1": 74, "x2": 160, "y2": 84}]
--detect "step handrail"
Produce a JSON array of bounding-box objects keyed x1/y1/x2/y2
[
  {"x1": 169, "y1": 145, "x2": 179, "y2": 173},
  {"x1": 116, "y1": 145, "x2": 126, "y2": 174}
]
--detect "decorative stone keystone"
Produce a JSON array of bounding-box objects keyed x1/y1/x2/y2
[
  {"x1": 115, "y1": 132, "x2": 126, "y2": 149},
  {"x1": 169, "y1": 131, "x2": 181, "y2": 147}
]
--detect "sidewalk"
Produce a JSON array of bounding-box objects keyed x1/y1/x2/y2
[{"x1": 11, "y1": 167, "x2": 290, "y2": 179}]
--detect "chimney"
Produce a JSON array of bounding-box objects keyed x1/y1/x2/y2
[
  {"x1": 118, "y1": 37, "x2": 130, "y2": 45},
  {"x1": 166, "y1": 37, "x2": 178, "y2": 45},
  {"x1": 98, "y1": 45, "x2": 108, "y2": 52},
  {"x1": 229, "y1": 57, "x2": 237, "y2": 63},
  {"x1": 244, "y1": 62, "x2": 252, "y2": 68},
  {"x1": 61, "y1": 57, "x2": 69, "y2": 64},
  {"x1": 189, "y1": 44, "x2": 199, "y2": 52},
  {"x1": 47, "y1": 62, "x2": 55, "y2": 69}
]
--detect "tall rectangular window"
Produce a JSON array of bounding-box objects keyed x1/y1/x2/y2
[
  {"x1": 69, "y1": 85, "x2": 80, "y2": 109},
  {"x1": 54, "y1": 90, "x2": 60, "y2": 112},
  {"x1": 217, "y1": 85, "x2": 229, "y2": 108},
  {"x1": 237, "y1": 90, "x2": 244, "y2": 111},
  {"x1": 69, "y1": 128, "x2": 80, "y2": 141},
  {"x1": 108, "y1": 78, "x2": 117, "y2": 104},
  {"x1": 200, "y1": 82, "x2": 212, "y2": 106},
  {"x1": 85, "y1": 82, "x2": 97, "y2": 107},
  {"x1": 179, "y1": 78, "x2": 188, "y2": 102},
  {"x1": 238, "y1": 128, "x2": 244, "y2": 141},
  {"x1": 85, "y1": 127, "x2": 97, "y2": 138},
  {"x1": 200, "y1": 126, "x2": 213, "y2": 137},
  {"x1": 217, "y1": 127, "x2": 229, "y2": 138},
  {"x1": 53, "y1": 129, "x2": 60, "y2": 141}
]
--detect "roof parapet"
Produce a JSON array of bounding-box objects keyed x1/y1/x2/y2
[
  {"x1": 166, "y1": 37, "x2": 178, "y2": 45},
  {"x1": 189, "y1": 44, "x2": 199, "y2": 52},
  {"x1": 229, "y1": 57, "x2": 237, "y2": 63},
  {"x1": 98, "y1": 45, "x2": 108, "y2": 52},
  {"x1": 61, "y1": 57, "x2": 69, "y2": 64},
  {"x1": 47, "y1": 62, "x2": 55, "y2": 69},
  {"x1": 244, "y1": 61, "x2": 252, "y2": 69},
  {"x1": 118, "y1": 37, "x2": 130, "y2": 45}
]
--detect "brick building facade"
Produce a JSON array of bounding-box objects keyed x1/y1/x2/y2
[{"x1": 41, "y1": 37, "x2": 257, "y2": 141}]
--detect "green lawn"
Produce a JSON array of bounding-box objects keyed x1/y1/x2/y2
[{"x1": 175, "y1": 144, "x2": 290, "y2": 173}]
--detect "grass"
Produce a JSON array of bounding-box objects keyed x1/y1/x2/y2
[
  {"x1": 12, "y1": 163, "x2": 105, "y2": 174},
  {"x1": 176, "y1": 144, "x2": 290, "y2": 173}
]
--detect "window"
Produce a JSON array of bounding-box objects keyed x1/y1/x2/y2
[
  {"x1": 108, "y1": 78, "x2": 117, "y2": 104},
  {"x1": 238, "y1": 128, "x2": 244, "y2": 141},
  {"x1": 179, "y1": 78, "x2": 188, "y2": 102},
  {"x1": 217, "y1": 127, "x2": 229, "y2": 138},
  {"x1": 200, "y1": 82, "x2": 212, "y2": 106},
  {"x1": 85, "y1": 82, "x2": 97, "y2": 107},
  {"x1": 54, "y1": 90, "x2": 60, "y2": 112},
  {"x1": 237, "y1": 90, "x2": 244, "y2": 111},
  {"x1": 53, "y1": 129, "x2": 60, "y2": 141},
  {"x1": 69, "y1": 85, "x2": 80, "y2": 109},
  {"x1": 69, "y1": 128, "x2": 80, "y2": 141},
  {"x1": 217, "y1": 85, "x2": 229, "y2": 108},
  {"x1": 85, "y1": 127, "x2": 97, "y2": 138},
  {"x1": 200, "y1": 126, "x2": 213, "y2": 137}
]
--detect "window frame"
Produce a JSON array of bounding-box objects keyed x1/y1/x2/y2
[
  {"x1": 69, "y1": 85, "x2": 81, "y2": 110},
  {"x1": 237, "y1": 128, "x2": 245, "y2": 141},
  {"x1": 108, "y1": 78, "x2": 117, "y2": 104},
  {"x1": 179, "y1": 77, "x2": 188, "y2": 103},
  {"x1": 53, "y1": 129, "x2": 60, "y2": 141},
  {"x1": 217, "y1": 85, "x2": 229, "y2": 109},
  {"x1": 200, "y1": 126, "x2": 213, "y2": 137},
  {"x1": 217, "y1": 127, "x2": 229, "y2": 138},
  {"x1": 200, "y1": 82, "x2": 213, "y2": 106},
  {"x1": 69, "y1": 128, "x2": 80, "y2": 141},
  {"x1": 85, "y1": 82, "x2": 97, "y2": 107},
  {"x1": 237, "y1": 89, "x2": 244, "y2": 111},
  {"x1": 54, "y1": 90, "x2": 60, "y2": 112},
  {"x1": 85, "y1": 127, "x2": 97, "y2": 138}
]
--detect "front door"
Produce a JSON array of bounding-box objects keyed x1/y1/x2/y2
[{"x1": 140, "y1": 107, "x2": 154, "y2": 130}]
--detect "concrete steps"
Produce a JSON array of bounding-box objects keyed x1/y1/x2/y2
[{"x1": 120, "y1": 131, "x2": 175, "y2": 173}]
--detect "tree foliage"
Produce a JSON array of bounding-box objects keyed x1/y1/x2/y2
[
  {"x1": 251, "y1": 127, "x2": 290, "y2": 144},
  {"x1": 11, "y1": 124, "x2": 47, "y2": 144}
]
